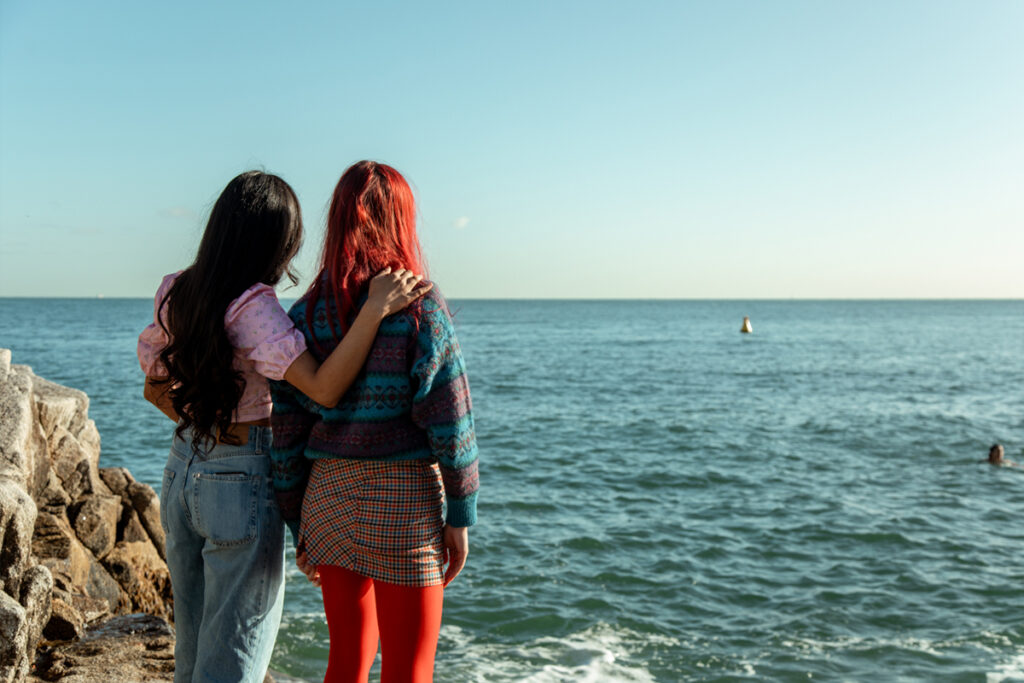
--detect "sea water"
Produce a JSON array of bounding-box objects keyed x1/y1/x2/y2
[{"x1": 1, "y1": 298, "x2": 1022, "y2": 682}]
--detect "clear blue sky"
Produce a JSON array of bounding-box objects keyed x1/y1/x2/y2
[{"x1": 1, "y1": 1, "x2": 1021, "y2": 298}]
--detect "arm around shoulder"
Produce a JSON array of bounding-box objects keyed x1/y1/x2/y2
[{"x1": 281, "y1": 270, "x2": 432, "y2": 407}]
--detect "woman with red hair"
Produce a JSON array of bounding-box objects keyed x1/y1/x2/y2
[{"x1": 270, "y1": 161, "x2": 478, "y2": 683}]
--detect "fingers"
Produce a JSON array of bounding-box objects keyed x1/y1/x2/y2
[
  {"x1": 372, "y1": 267, "x2": 422, "y2": 287},
  {"x1": 295, "y1": 550, "x2": 321, "y2": 586},
  {"x1": 392, "y1": 271, "x2": 428, "y2": 297},
  {"x1": 443, "y1": 548, "x2": 467, "y2": 586},
  {"x1": 400, "y1": 281, "x2": 431, "y2": 304},
  {"x1": 304, "y1": 564, "x2": 321, "y2": 587},
  {"x1": 401, "y1": 275, "x2": 426, "y2": 295},
  {"x1": 395, "y1": 269, "x2": 420, "y2": 289}
]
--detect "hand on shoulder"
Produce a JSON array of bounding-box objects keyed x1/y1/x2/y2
[{"x1": 366, "y1": 267, "x2": 433, "y2": 319}]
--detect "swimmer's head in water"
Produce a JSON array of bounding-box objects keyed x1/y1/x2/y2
[{"x1": 989, "y1": 444, "x2": 1005, "y2": 464}]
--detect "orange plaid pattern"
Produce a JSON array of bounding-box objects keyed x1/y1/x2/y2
[{"x1": 301, "y1": 457, "x2": 446, "y2": 587}]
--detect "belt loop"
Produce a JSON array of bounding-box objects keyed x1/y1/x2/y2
[{"x1": 251, "y1": 426, "x2": 263, "y2": 455}]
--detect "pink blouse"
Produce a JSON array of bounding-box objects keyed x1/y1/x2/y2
[{"x1": 137, "y1": 272, "x2": 307, "y2": 422}]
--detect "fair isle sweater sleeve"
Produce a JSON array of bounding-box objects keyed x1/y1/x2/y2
[
  {"x1": 269, "y1": 378, "x2": 316, "y2": 546},
  {"x1": 410, "y1": 297, "x2": 479, "y2": 527}
]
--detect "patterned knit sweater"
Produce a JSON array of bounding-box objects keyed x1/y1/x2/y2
[{"x1": 269, "y1": 288, "x2": 479, "y2": 543}]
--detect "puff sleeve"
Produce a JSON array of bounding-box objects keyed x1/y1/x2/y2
[
  {"x1": 224, "y1": 284, "x2": 307, "y2": 380},
  {"x1": 137, "y1": 272, "x2": 179, "y2": 377}
]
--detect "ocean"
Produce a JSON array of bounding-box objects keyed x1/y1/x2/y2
[{"x1": 1, "y1": 298, "x2": 1022, "y2": 682}]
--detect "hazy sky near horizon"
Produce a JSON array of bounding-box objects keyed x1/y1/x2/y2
[{"x1": 1, "y1": 1, "x2": 1022, "y2": 299}]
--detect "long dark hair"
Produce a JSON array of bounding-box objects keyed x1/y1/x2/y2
[{"x1": 156, "y1": 171, "x2": 303, "y2": 448}]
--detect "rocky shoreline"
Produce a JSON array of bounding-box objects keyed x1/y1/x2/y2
[{"x1": 0, "y1": 349, "x2": 174, "y2": 682}]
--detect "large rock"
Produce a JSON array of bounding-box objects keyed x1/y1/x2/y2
[
  {"x1": 101, "y1": 542, "x2": 173, "y2": 621},
  {"x1": 126, "y1": 482, "x2": 166, "y2": 560},
  {"x1": 47, "y1": 426, "x2": 104, "y2": 503},
  {"x1": 1, "y1": 353, "x2": 176, "y2": 681},
  {"x1": 70, "y1": 494, "x2": 121, "y2": 559},
  {"x1": 52, "y1": 588, "x2": 111, "y2": 626},
  {"x1": 0, "y1": 363, "x2": 52, "y2": 500},
  {"x1": 33, "y1": 375, "x2": 106, "y2": 502},
  {"x1": 98, "y1": 467, "x2": 132, "y2": 498},
  {"x1": 101, "y1": 469, "x2": 166, "y2": 561},
  {"x1": 33, "y1": 510, "x2": 128, "y2": 615},
  {"x1": 119, "y1": 506, "x2": 151, "y2": 545},
  {"x1": 0, "y1": 366, "x2": 38, "y2": 489},
  {"x1": 36, "y1": 470, "x2": 71, "y2": 511},
  {"x1": 25, "y1": 394, "x2": 52, "y2": 501},
  {"x1": 31, "y1": 613, "x2": 175, "y2": 682},
  {"x1": 0, "y1": 588, "x2": 30, "y2": 683},
  {"x1": 0, "y1": 478, "x2": 38, "y2": 599},
  {"x1": 32, "y1": 376, "x2": 90, "y2": 446},
  {"x1": 43, "y1": 595, "x2": 84, "y2": 642},
  {"x1": 20, "y1": 564, "x2": 53, "y2": 658}
]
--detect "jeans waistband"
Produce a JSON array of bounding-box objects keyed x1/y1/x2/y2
[{"x1": 172, "y1": 424, "x2": 272, "y2": 461}]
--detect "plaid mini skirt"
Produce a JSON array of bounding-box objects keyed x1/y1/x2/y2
[{"x1": 301, "y1": 457, "x2": 446, "y2": 587}]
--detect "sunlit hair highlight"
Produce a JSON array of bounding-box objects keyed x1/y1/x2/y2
[{"x1": 305, "y1": 161, "x2": 425, "y2": 350}]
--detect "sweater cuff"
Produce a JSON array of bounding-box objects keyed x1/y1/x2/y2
[{"x1": 445, "y1": 492, "x2": 478, "y2": 527}]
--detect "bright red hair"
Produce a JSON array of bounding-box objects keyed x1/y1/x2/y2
[{"x1": 306, "y1": 160, "x2": 426, "y2": 346}]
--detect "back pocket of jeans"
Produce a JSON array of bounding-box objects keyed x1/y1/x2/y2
[{"x1": 192, "y1": 472, "x2": 259, "y2": 546}]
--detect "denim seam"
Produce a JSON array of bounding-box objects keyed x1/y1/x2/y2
[{"x1": 160, "y1": 468, "x2": 175, "y2": 534}]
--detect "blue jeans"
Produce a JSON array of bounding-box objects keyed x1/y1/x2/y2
[{"x1": 160, "y1": 425, "x2": 285, "y2": 683}]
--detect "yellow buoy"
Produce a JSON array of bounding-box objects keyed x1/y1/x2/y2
[{"x1": 740, "y1": 316, "x2": 752, "y2": 334}]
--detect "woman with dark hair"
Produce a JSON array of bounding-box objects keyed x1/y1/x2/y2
[
  {"x1": 137, "y1": 170, "x2": 429, "y2": 683},
  {"x1": 270, "y1": 161, "x2": 478, "y2": 683}
]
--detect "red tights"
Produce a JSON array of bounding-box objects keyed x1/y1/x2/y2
[{"x1": 319, "y1": 565, "x2": 444, "y2": 683}]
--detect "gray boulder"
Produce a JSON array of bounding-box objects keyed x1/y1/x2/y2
[
  {"x1": 119, "y1": 505, "x2": 151, "y2": 544},
  {"x1": 32, "y1": 376, "x2": 90, "y2": 446},
  {"x1": 0, "y1": 478, "x2": 38, "y2": 599},
  {"x1": 101, "y1": 541, "x2": 173, "y2": 621},
  {"x1": 33, "y1": 509, "x2": 128, "y2": 616},
  {"x1": 0, "y1": 588, "x2": 29, "y2": 683},
  {"x1": 1, "y1": 353, "x2": 178, "y2": 682},
  {"x1": 44, "y1": 595, "x2": 84, "y2": 642},
  {"x1": 98, "y1": 467, "x2": 133, "y2": 498},
  {"x1": 19, "y1": 564, "x2": 53, "y2": 661},
  {"x1": 47, "y1": 426, "x2": 104, "y2": 503},
  {"x1": 36, "y1": 469, "x2": 71, "y2": 510},
  {"x1": 52, "y1": 587, "x2": 111, "y2": 626},
  {"x1": 0, "y1": 364, "x2": 49, "y2": 494},
  {"x1": 70, "y1": 493, "x2": 122, "y2": 559},
  {"x1": 126, "y1": 482, "x2": 166, "y2": 560}
]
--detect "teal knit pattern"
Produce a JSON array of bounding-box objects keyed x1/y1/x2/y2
[{"x1": 270, "y1": 288, "x2": 479, "y2": 544}]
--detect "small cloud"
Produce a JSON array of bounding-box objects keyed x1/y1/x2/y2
[
  {"x1": 160, "y1": 206, "x2": 199, "y2": 220},
  {"x1": 453, "y1": 216, "x2": 470, "y2": 229}
]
